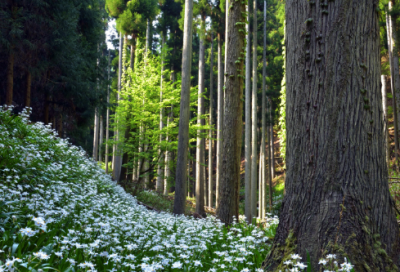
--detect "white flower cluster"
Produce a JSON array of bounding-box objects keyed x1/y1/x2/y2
[{"x1": 0, "y1": 108, "x2": 275, "y2": 272}]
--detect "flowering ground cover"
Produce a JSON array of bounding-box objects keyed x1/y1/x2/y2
[{"x1": 0, "y1": 107, "x2": 278, "y2": 272}]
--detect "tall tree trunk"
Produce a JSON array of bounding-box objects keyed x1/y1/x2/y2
[
  {"x1": 157, "y1": 33, "x2": 166, "y2": 193},
  {"x1": 112, "y1": 33, "x2": 123, "y2": 181},
  {"x1": 250, "y1": 0, "x2": 258, "y2": 220},
  {"x1": 173, "y1": 0, "x2": 193, "y2": 215},
  {"x1": 208, "y1": 31, "x2": 214, "y2": 208},
  {"x1": 216, "y1": 0, "x2": 246, "y2": 225},
  {"x1": 262, "y1": 1, "x2": 400, "y2": 270},
  {"x1": 216, "y1": 32, "x2": 224, "y2": 209},
  {"x1": 267, "y1": 98, "x2": 273, "y2": 212},
  {"x1": 99, "y1": 115, "x2": 104, "y2": 162},
  {"x1": 6, "y1": 51, "x2": 14, "y2": 106},
  {"x1": 244, "y1": 0, "x2": 252, "y2": 223},
  {"x1": 93, "y1": 107, "x2": 99, "y2": 160},
  {"x1": 196, "y1": 30, "x2": 206, "y2": 217},
  {"x1": 26, "y1": 71, "x2": 32, "y2": 108},
  {"x1": 105, "y1": 51, "x2": 111, "y2": 174},
  {"x1": 382, "y1": 75, "x2": 390, "y2": 168},
  {"x1": 146, "y1": 19, "x2": 151, "y2": 54},
  {"x1": 224, "y1": 0, "x2": 229, "y2": 82},
  {"x1": 387, "y1": 5, "x2": 400, "y2": 169},
  {"x1": 164, "y1": 71, "x2": 175, "y2": 195},
  {"x1": 269, "y1": 114, "x2": 275, "y2": 178},
  {"x1": 261, "y1": 0, "x2": 267, "y2": 217}
]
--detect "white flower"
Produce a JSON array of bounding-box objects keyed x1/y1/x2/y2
[
  {"x1": 193, "y1": 260, "x2": 202, "y2": 267},
  {"x1": 20, "y1": 227, "x2": 37, "y2": 237},
  {"x1": 319, "y1": 259, "x2": 328, "y2": 265},
  {"x1": 171, "y1": 261, "x2": 182, "y2": 269},
  {"x1": 291, "y1": 254, "x2": 302, "y2": 260},
  {"x1": 326, "y1": 254, "x2": 336, "y2": 259},
  {"x1": 33, "y1": 251, "x2": 50, "y2": 260},
  {"x1": 295, "y1": 262, "x2": 307, "y2": 270}
]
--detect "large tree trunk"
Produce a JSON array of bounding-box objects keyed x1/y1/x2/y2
[
  {"x1": 262, "y1": 1, "x2": 400, "y2": 270},
  {"x1": 196, "y1": 30, "x2": 206, "y2": 217},
  {"x1": 216, "y1": 32, "x2": 224, "y2": 209},
  {"x1": 164, "y1": 70, "x2": 175, "y2": 195},
  {"x1": 208, "y1": 31, "x2": 214, "y2": 208},
  {"x1": 99, "y1": 115, "x2": 104, "y2": 162},
  {"x1": 157, "y1": 33, "x2": 166, "y2": 193},
  {"x1": 105, "y1": 51, "x2": 111, "y2": 174},
  {"x1": 6, "y1": 51, "x2": 14, "y2": 106},
  {"x1": 173, "y1": 0, "x2": 193, "y2": 215},
  {"x1": 216, "y1": 0, "x2": 246, "y2": 225},
  {"x1": 244, "y1": 0, "x2": 252, "y2": 223},
  {"x1": 387, "y1": 5, "x2": 400, "y2": 169},
  {"x1": 250, "y1": 0, "x2": 258, "y2": 220}
]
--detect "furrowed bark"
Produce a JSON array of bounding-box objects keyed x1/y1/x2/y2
[
  {"x1": 217, "y1": 0, "x2": 246, "y2": 225},
  {"x1": 208, "y1": 31, "x2": 214, "y2": 208},
  {"x1": 262, "y1": 1, "x2": 400, "y2": 270}
]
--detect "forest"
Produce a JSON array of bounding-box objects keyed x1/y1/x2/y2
[{"x1": 1, "y1": 0, "x2": 400, "y2": 271}]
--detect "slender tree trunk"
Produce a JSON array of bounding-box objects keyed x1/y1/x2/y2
[
  {"x1": 113, "y1": 33, "x2": 123, "y2": 181},
  {"x1": 99, "y1": 115, "x2": 104, "y2": 162},
  {"x1": 263, "y1": 1, "x2": 400, "y2": 270},
  {"x1": 244, "y1": 0, "x2": 252, "y2": 223},
  {"x1": 261, "y1": 0, "x2": 267, "y2": 217},
  {"x1": 26, "y1": 71, "x2": 32, "y2": 108},
  {"x1": 250, "y1": 0, "x2": 258, "y2": 221},
  {"x1": 146, "y1": 19, "x2": 151, "y2": 54},
  {"x1": 157, "y1": 33, "x2": 166, "y2": 193},
  {"x1": 93, "y1": 107, "x2": 99, "y2": 160},
  {"x1": 209, "y1": 31, "x2": 214, "y2": 208},
  {"x1": 267, "y1": 98, "x2": 273, "y2": 212},
  {"x1": 224, "y1": 0, "x2": 229, "y2": 82},
  {"x1": 173, "y1": 0, "x2": 193, "y2": 215},
  {"x1": 216, "y1": 32, "x2": 224, "y2": 209},
  {"x1": 216, "y1": 0, "x2": 246, "y2": 225},
  {"x1": 387, "y1": 5, "x2": 400, "y2": 169},
  {"x1": 196, "y1": 30, "x2": 206, "y2": 217},
  {"x1": 382, "y1": 75, "x2": 390, "y2": 168},
  {"x1": 6, "y1": 51, "x2": 14, "y2": 106},
  {"x1": 270, "y1": 115, "x2": 275, "y2": 178},
  {"x1": 105, "y1": 51, "x2": 111, "y2": 174},
  {"x1": 164, "y1": 71, "x2": 175, "y2": 195}
]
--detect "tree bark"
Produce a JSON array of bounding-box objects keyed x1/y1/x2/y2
[
  {"x1": 164, "y1": 72, "x2": 175, "y2": 195},
  {"x1": 262, "y1": 1, "x2": 400, "y2": 270},
  {"x1": 270, "y1": 115, "x2": 275, "y2": 178},
  {"x1": 244, "y1": 0, "x2": 252, "y2": 223},
  {"x1": 209, "y1": 31, "x2": 214, "y2": 208},
  {"x1": 112, "y1": 33, "x2": 123, "y2": 181},
  {"x1": 157, "y1": 33, "x2": 166, "y2": 193},
  {"x1": 146, "y1": 19, "x2": 151, "y2": 54},
  {"x1": 216, "y1": 0, "x2": 246, "y2": 225},
  {"x1": 261, "y1": 0, "x2": 267, "y2": 217},
  {"x1": 251, "y1": 0, "x2": 258, "y2": 220},
  {"x1": 196, "y1": 30, "x2": 206, "y2": 217},
  {"x1": 99, "y1": 115, "x2": 104, "y2": 162},
  {"x1": 267, "y1": 98, "x2": 273, "y2": 212},
  {"x1": 93, "y1": 107, "x2": 99, "y2": 160},
  {"x1": 216, "y1": 32, "x2": 224, "y2": 209},
  {"x1": 382, "y1": 75, "x2": 390, "y2": 169},
  {"x1": 173, "y1": 0, "x2": 193, "y2": 215},
  {"x1": 26, "y1": 71, "x2": 32, "y2": 108},
  {"x1": 105, "y1": 51, "x2": 110, "y2": 174},
  {"x1": 6, "y1": 52, "x2": 14, "y2": 106}
]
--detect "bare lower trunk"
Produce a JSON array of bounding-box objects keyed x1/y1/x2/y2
[
  {"x1": 263, "y1": 1, "x2": 400, "y2": 270},
  {"x1": 208, "y1": 32, "x2": 214, "y2": 208},
  {"x1": 105, "y1": 51, "x2": 111, "y2": 174},
  {"x1": 216, "y1": 32, "x2": 224, "y2": 209},
  {"x1": 196, "y1": 33, "x2": 206, "y2": 217},
  {"x1": 216, "y1": 0, "x2": 246, "y2": 225},
  {"x1": 244, "y1": 1, "x2": 252, "y2": 223},
  {"x1": 261, "y1": 0, "x2": 267, "y2": 217},
  {"x1": 93, "y1": 107, "x2": 99, "y2": 160},
  {"x1": 269, "y1": 117, "x2": 275, "y2": 178},
  {"x1": 382, "y1": 75, "x2": 390, "y2": 168},
  {"x1": 6, "y1": 52, "x2": 14, "y2": 106},
  {"x1": 173, "y1": 0, "x2": 193, "y2": 215},
  {"x1": 157, "y1": 34, "x2": 166, "y2": 193},
  {"x1": 26, "y1": 71, "x2": 32, "y2": 108},
  {"x1": 99, "y1": 115, "x2": 103, "y2": 162},
  {"x1": 267, "y1": 98, "x2": 273, "y2": 212},
  {"x1": 250, "y1": 0, "x2": 258, "y2": 221}
]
